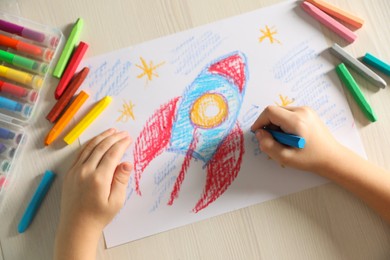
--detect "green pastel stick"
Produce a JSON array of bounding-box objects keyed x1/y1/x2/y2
[
  {"x1": 0, "y1": 50, "x2": 48, "y2": 75},
  {"x1": 53, "y1": 18, "x2": 84, "y2": 78},
  {"x1": 336, "y1": 63, "x2": 377, "y2": 122},
  {"x1": 0, "y1": 49, "x2": 37, "y2": 70}
]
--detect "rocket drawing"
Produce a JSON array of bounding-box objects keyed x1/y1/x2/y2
[{"x1": 133, "y1": 52, "x2": 248, "y2": 212}]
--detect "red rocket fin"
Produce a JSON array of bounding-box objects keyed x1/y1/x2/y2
[
  {"x1": 193, "y1": 123, "x2": 244, "y2": 212},
  {"x1": 133, "y1": 97, "x2": 180, "y2": 195}
]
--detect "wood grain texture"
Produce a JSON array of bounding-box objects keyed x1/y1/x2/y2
[{"x1": 0, "y1": 0, "x2": 389, "y2": 259}]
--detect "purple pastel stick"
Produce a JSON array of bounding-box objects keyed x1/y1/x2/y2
[{"x1": 0, "y1": 19, "x2": 45, "y2": 42}]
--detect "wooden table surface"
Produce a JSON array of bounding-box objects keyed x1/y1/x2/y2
[{"x1": 0, "y1": 0, "x2": 389, "y2": 259}]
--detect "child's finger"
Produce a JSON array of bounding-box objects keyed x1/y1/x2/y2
[
  {"x1": 256, "y1": 129, "x2": 295, "y2": 164},
  {"x1": 109, "y1": 162, "x2": 132, "y2": 209},
  {"x1": 251, "y1": 105, "x2": 294, "y2": 132},
  {"x1": 97, "y1": 136, "x2": 132, "y2": 182},
  {"x1": 86, "y1": 131, "x2": 130, "y2": 170},
  {"x1": 74, "y1": 128, "x2": 116, "y2": 167}
]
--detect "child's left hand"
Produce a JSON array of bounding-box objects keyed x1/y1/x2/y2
[{"x1": 55, "y1": 128, "x2": 132, "y2": 260}]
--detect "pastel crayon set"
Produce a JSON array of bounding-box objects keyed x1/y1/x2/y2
[
  {"x1": 0, "y1": 11, "x2": 64, "y2": 122},
  {"x1": 0, "y1": 11, "x2": 63, "y2": 203}
]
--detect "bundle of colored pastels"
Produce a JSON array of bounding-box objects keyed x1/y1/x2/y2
[
  {"x1": 301, "y1": 0, "x2": 390, "y2": 122},
  {"x1": 0, "y1": 17, "x2": 61, "y2": 121},
  {"x1": 331, "y1": 44, "x2": 389, "y2": 122},
  {"x1": 301, "y1": 0, "x2": 363, "y2": 43},
  {"x1": 45, "y1": 18, "x2": 112, "y2": 146}
]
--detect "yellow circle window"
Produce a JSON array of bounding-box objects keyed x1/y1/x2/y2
[{"x1": 190, "y1": 93, "x2": 228, "y2": 129}]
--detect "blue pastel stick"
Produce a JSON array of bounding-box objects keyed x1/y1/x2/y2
[
  {"x1": 0, "y1": 127, "x2": 15, "y2": 140},
  {"x1": 265, "y1": 129, "x2": 306, "y2": 149},
  {"x1": 0, "y1": 96, "x2": 32, "y2": 117},
  {"x1": 362, "y1": 52, "x2": 390, "y2": 76},
  {"x1": 18, "y1": 170, "x2": 56, "y2": 233}
]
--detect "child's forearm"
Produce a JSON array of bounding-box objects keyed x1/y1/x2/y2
[
  {"x1": 316, "y1": 146, "x2": 390, "y2": 223},
  {"x1": 54, "y1": 221, "x2": 101, "y2": 260}
]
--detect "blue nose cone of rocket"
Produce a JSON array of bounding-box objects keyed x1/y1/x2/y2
[{"x1": 168, "y1": 52, "x2": 248, "y2": 163}]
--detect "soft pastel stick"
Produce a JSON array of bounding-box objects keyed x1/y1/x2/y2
[
  {"x1": 18, "y1": 170, "x2": 56, "y2": 233},
  {"x1": 45, "y1": 91, "x2": 89, "y2": 146},
  {"x1": 0, "y1": 34, "x2": 54, "y2": 62},
  {"x1": 0, "y1": 159, "x2": 11, "y2": 173},
  {"x1": 0, "y1": 80, "x2": 38, "y2": 103},
  {"x1": 362, "y1": 53, "x2": 390, "y2": 76},
  {"x1": 330, "y1": 44, "x2": 387, "y2": 89},
  {"x1": 306, "y1": 0, "x2": 364, "y2": 28},
  {"x1": 0, "y1": 65, "x2": 43, "y2": 89},
  {"x1": 336, "y1": 63, "x2": 377, "y2": 122},
  {"x1": 0, "y1": 19, "x2": 59, "y2": 47},
  {"x1": 53, "y1": 18, "x2": 84, "y2": 78},
  {"x1": 55, "y1": 41, "x2": 88, "y2": 99},
  {"x1": 0, "y1": 127, "x2": 15, "y2": 140},
  {"x1": 64, "y1": 96, "x2": 112, "y2": 145},
  {"x1": 0, "y1": 49, "x2": 48, "y2": 75},
  {"x1": 0, "y1": 96, "x2": 32, "y2": 118},
  {"x1": 265, "y1": 129, "x2": 306, "y2": 149},
  {"x1": 46, "y1": 67, "x2": 90, "y2": 123},
  {"x1": 0, "y1": 127, "x2": 23, "y2": 144},
  {"x1": 301, "y1": 1, "x2": 357, "y2": 43}
]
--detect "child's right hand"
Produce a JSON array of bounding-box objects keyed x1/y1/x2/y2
[{"x1": 250, "y1": 105, "x2": 342, "y2": 173}]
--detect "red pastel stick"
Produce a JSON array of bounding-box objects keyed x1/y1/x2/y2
[
  {"x1": 55, "y1": 41, "x2": 88, "y2": 99},
  {"x1": 0, "y1": 80, "x2": 38, "y2": 103},
  {"x1": 47, "y1": 67, "x2": 90, "y2": 123}
]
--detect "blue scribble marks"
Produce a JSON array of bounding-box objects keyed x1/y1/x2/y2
[
  {"x1": 272, "y1": 41, "x2": 347, "y2": 131},
  {"x1": 150, "y1": 154, "x2": 179, "y2": 212},
  {"x1": 252, "y1": 135, "x2": 261, "y2": 156},
  {"x1": 170, "y1": 31, "x2": 224, "y2": 75},
  {"x1": 87, "y1": 59, "x2": 132, "y2": 101},
  {"x1": 272, "y1": 41, "x2": 317, "y2": 83},
  {"x1": 240, "y1": 104, "x2": 262, "y2": 156},
  {"x1": 240, "y1": 104, "x2": 260, "y2": 130}
]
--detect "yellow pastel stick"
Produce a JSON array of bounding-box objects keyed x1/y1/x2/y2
[
  {"x1": 306, "y1": 0, "x2": 364, "y2": 28},
  {"x1": 64, "y1": 96, "x2": 112, "y2": 145},
  {"x1": 0, "y1": 65, "x2": 43, "y2": 89}
]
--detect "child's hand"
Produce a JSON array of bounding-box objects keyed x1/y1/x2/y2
[
  {"x1": 251, "y1": 105, "x2": 341, "y2": 172},
  {"x1": 55, "y1": 128, "x2": 132, "y2": 260}
]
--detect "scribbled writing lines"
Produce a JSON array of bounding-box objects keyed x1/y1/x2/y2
[{"x1": 170, "y1": 31, "x2": 224, "y2": 75}]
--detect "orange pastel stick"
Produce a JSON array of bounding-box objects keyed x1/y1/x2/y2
[
  {"x1": 44, "y1": 91, "x2": 89, "y2": 146},
  {"x1": 306, "y1": 0, "x2": 364, "y2": 28},
  {"x1": 0, "y1": 34, "x2": 54, "y2": 61}
]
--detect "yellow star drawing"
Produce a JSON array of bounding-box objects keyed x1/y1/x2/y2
[
  {"x1": 275, "y1": 94, "x2": 294, "y2": 106},
  {"x1": 136, "y1": 57, "x2": 165, "y2": 82},
  {"x1": 117, "y1": 100, "x2": 136, "y2": 123},
  {"x1": 259, "y1": 25, "x2": 281, "y2": 44}
]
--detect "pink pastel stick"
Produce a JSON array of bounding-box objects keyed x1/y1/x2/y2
[{"x1": 301, "y1": 1, "x2": 357, "y2": 43}]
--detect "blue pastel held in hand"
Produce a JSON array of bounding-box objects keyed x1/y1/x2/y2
[{"x1": 251, "y1": 128, "x2": 306, "y2": 148}]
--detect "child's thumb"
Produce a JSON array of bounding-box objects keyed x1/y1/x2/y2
[{"x1": 109, "y1": 162, "x2": 132, "y2": 209}]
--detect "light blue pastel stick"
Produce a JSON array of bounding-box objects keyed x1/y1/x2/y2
[
  {"x1": 18, "y1": 170, "x2": 56, "y2": 233},
  {"x1": 265, "y1": 129, "x2": 306, "y2": 149},
  {"x1": 362, "y1": 53, "x2": 390, "y2": 76}
]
